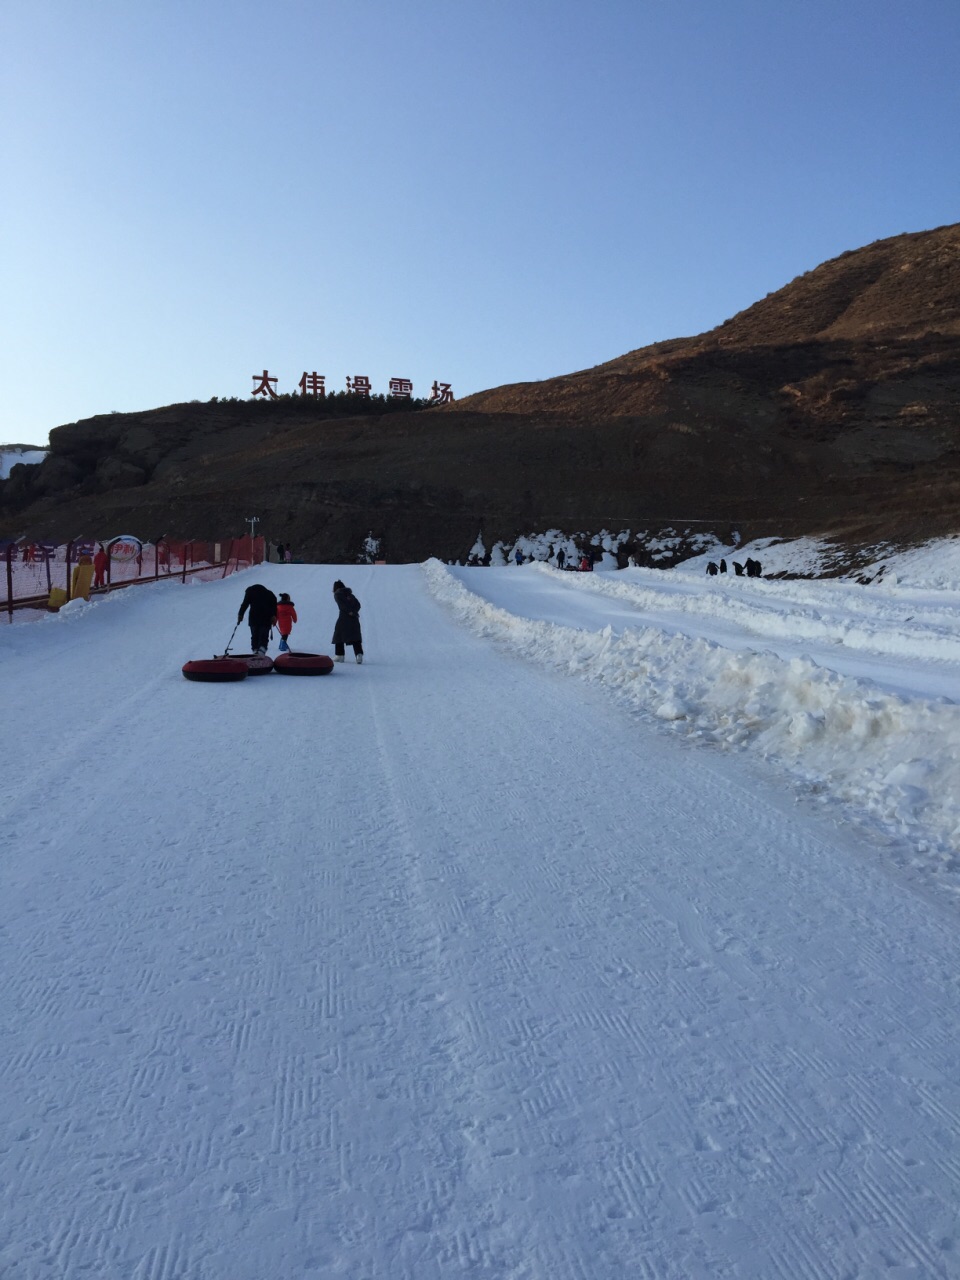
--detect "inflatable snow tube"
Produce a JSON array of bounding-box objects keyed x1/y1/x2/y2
[
  {"x1": 274, "y1": 652, "x2": 335, "y2": 676},
  {"x1": 228, "y1": 653, "x2": 275, "y2": 675},
  {"x1": 182, "y1": 658, "x2": 249, "y2": 683}
]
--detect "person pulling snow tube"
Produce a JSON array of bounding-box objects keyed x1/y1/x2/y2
[
  {"x1": 273, "y1": 652, "x2": 335, "y2": 676},
  {"x1": 182, "y1": 658, "x2": 249, "y2": 683}
]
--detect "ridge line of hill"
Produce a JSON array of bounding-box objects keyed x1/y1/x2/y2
[{"x1": 3, "y1": 222, "x2": 959, "y2": 560}]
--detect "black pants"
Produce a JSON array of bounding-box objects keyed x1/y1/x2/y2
[
  {"x1": 334, "y1": 641, "x2": 363, "y2": 657},
  {"x1": 250, "y1": 622, "x2": 271, "y2": 651}
]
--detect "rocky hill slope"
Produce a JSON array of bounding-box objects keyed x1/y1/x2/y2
[{"x1": 2, "y1": 223, "x2": 959, "y2": 563}]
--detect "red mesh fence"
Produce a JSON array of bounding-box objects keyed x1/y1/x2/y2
[{"x1": 2, "y1": 536, "x2": 265, "y2": 620}]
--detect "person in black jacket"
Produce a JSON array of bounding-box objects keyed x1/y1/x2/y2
[
  {"x1": 331, "y1": 579, "x2": 363, "y2": 663},
  {"x1": 238, "y1": 583, "x2": 278, "y2": 655}
]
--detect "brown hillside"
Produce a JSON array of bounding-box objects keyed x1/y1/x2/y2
[
  {"x1": 456, "y1": 223, "x2": 960, "y2": 417},
  {"x1": 3, "y1": 224, "x2": 960, "y2": 563}
]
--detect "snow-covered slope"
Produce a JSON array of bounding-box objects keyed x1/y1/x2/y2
[
  {"x1": 429, "y1": 557, "x2": 960, "y2": 879},
  {"x1": 2, "y1": 563, "x2": 960, "y2": 1278},
  {"x1": 0, "y1": 444, "x2": 47, "y2": 479}
]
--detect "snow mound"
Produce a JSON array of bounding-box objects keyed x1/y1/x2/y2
[{"x1": 424, "y1": 559, "x2": 960, "y2": 883}]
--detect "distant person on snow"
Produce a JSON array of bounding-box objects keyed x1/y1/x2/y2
[
  {"x1": 514, "y1": 547, "x2": 524, "y2": 566},
  {"x1": 284, "y1": 546, "x2": 292, "y2": 563},
  {"x1": 719, "y1": 559, "x2": 728, "y2": 574},
  {"x1": 93, "y1": 543, "x2": 108, "y2": 589},
  {"x1": 276, "y1": 593, "x2": 298, "y2": 653},
  {"x1": 332, "y1": 580, "x2": 363, "y2": 664},
  {"x1": 579, "y1": 553, "x2": 592, "y2": 572},
  {"x1": 238, "y1": 583, "x2": 278, "y2": 655},
  {"x1": 556, "y1": 547, "x2": 566, "y2": 569},
  {"x1": 275, "y1": 542, "x2": 285, "y2": 563}
]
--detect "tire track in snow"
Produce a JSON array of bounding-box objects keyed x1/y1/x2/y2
[
  {"x1": 349, "y1": 572, "x2": 685, "y2": 1274},
  {"x1": 349, "y1": 575, "x2": 780, "y2": 1272}
]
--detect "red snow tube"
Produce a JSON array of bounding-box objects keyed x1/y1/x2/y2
[
  {"x1": 274, "y1": 652, "x2": 335, "y2": 676},
  {"x1": 182, "y1": 658, "x2": 249, "y2": 683},
  {"x1": 228, "y1": 653, "x2": 275, "y2": 675}
]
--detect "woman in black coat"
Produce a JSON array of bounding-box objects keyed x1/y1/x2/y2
[{"x1": 332, "y1": 580, "x2": 363, "y2": 663}]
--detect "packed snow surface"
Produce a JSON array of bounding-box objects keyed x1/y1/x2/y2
[{"x1": 3, "y1": 558, "x2": 960, "y2": 1278}]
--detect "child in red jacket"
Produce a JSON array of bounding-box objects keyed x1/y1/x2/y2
[{"x1": 276, "y1": 593, "x2": 298, "y2": 652}]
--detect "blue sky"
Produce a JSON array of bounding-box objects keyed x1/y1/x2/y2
[{"x1": 2, "y1": 0, "x2": 958, "y2": 444}]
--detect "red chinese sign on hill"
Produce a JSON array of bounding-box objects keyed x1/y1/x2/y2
[{"x1": 251, "y1": 371, "x2": 454, "y2": 402}]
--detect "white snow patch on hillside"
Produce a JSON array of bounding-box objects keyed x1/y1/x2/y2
[{"x1": 0, "y1": 446, "x2": 47, "y2": 479}]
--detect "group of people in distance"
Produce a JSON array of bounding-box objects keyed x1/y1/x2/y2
[
  {"x1": 705, "y1": 557, "x2": 763, "y2": 577},
  {"x1": 237, "y1": 579, "x2": 364, "y2": 663}
]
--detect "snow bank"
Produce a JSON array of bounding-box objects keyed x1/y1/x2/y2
[
  {"x1": 531, "y1": 560, "x2": 960, "y2": 665},
  {"x1": 860, "y1": 536, "x2": 960, "y2": 589},
  {"x1": 479, "y1": 527, "x2": 629, "y2": 567},
  {"x1": 424, "y1": 559, "x2": 960, "y2": 887},
  {"x1": 673, "y1": 533, "x2": 960, "y2": 588}
]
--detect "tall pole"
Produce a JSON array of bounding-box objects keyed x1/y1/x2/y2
[
  {"x1": 5, "y1": 544, "x2": 13, "y2": 621},
  {"x1": 246, "y1": 516, "x2": 260, "y2": 539}
]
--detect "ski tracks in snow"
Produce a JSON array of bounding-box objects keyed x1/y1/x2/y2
[{"x1": 3, "y1": 565, "x2": 960, "y2": 1277}]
